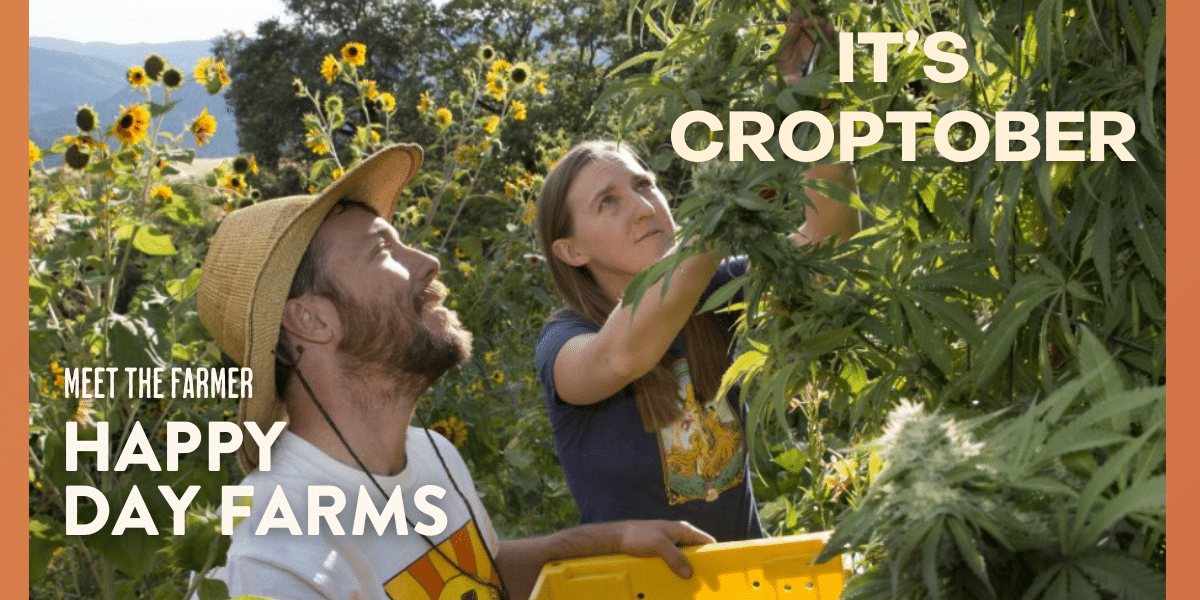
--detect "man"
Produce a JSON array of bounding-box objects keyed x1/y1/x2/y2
[{"x1": 196, "y1": 144, "x2": 713, "y2": 600}]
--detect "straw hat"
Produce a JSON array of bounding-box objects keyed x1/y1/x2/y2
[{"x1": 197, "y1": 144, "x2": 423, "y2": 472}]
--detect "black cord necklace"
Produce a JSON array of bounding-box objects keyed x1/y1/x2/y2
[{"x1": 277, "y1": 346, "x2": 510, "y2": 600}]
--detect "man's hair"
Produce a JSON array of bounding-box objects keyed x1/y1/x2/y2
[{"x1": 274, "y1": 200, "x2": 378, "y2": 399}]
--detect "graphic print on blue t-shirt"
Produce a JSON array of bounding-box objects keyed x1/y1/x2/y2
[{"x1": 657, "y1": 358, "x2": 745, "y2": 505}]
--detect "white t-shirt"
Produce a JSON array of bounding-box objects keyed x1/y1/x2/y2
[{"x1": 210, "y1": 429, "x2": 502, "y2": 600}]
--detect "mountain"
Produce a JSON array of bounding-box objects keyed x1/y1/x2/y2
[
  {"x1": 28, "y1": 39, "x2": 240, "y2": 162},
  {"x1": 29, "y1": 37, "x2": 218, "y2": 74}
]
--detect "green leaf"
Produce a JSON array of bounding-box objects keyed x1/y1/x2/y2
[
  {"x1": 921, "y1": 517, "x2": 943, "y2": 599},
  {"x1": 167, "y1": 269, "x2": 203, "y2": 301},
  {"x1": 697, "y1": 277, "x2": 745, "y2": 314},
  {"x1": 103, "y1": 314, "x2": 167, "y2": 369},
  {"x1": 1072, "y1": 551, "x2": 1166, "y2": 599},
  {"x1": 133, "y1": 226, "x2": 178, "y2": 256},
  {"x1": 974, "y1": 276, "x2": 1058, "y2": 384},
  {"x1": 148, "y1": 99, "x2": 181, "y2": 117},
  {"x1": 29, "y1": 516, "x2": 65, "y2": 584},
  {"x1": 771, "y1": 446, "x2": 807, "y2": 474},
  {"x1": 900, "y1": 299, "x2": 952, "y2": 375},
  {"x1": 946, "y1": 516, "x2": 994, "y2": 598},
  {"x1": 1078, "y1": 474, "x2": 1165, "y2": 547}
]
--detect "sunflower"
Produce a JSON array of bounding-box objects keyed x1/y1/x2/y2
[
  {"x1": 511, "y1": 99, "x2": 527, "y2": 121},
  {"x1": 429, "y1": 416, "x2": 468, "y2": 447},
  {"x1": 508, "y1": 62, "x2": 530, "y2": 85},
  {"x1": 483, "y1": 115, "x2": 500, "y2": 134},
  {"x1": 332, "y1": 167, "x2": 344, "y2": 180},
  {"x1": 161, "y1": 67, "x2": 183, "y2": 90},
  {"x1": 417, "y1": 92, "x2": 432, "y2": 113},
  {"x1": 360, "y1": 79, "x2": 379, "y2": 100},
  {"x1": 29, "y1": 140, "x2": 41, "y2": 167},
  {"x1": 143, "y1": 54, "x2": 165, "y2": 81},
  {"x1": 190, "y1": 108, "x2": 217, "y2": 146},
  {"x1": 306, "y1": 129, "x2": 330, "y2": 155},
  {"x1": 63, "y1": 140, "x2": 91, "y2": 170},
  {"x1": 112, "y1": 104, "x2": 150, "y2": 145},
  {"x1": 489, "y1": 59, "x2": 512, "y2": 75},
  {"x1": 378, "y1": 92, "x2": 396, "y2": 112},
  {"x1": 341, "y1": 42, "x2": 367, "y2": 66},
  {"x1": 232, "y1": 156, "x2": 251, "y2": 174},
  {"x1": 435, "y1": 108, "x2": 453, "y2": 128},
  {"x1": 454, "y1": 145, "x2": 475, "y2": 163},
  {"x1": 485, "y1": 73, "x2": 506, "y2": 101},
  {"x1": 151, "y1": 185, "x2": 173, "y2": 203},
  {"x1": 223, "y1": 173, "x2": 245, "y2": 193},
  {"x1": 320, "y1": 54, "x2": 340, "y2": 83},
  {"x1": 75, "y1": 106, "x2": 98, "y2": 132},
  {"x1": 537, "y1": 82, "x2": 548, "y2": 95},
  {"x1": 127, "y1": 66, "x2": 149, "y2": 88},
  {"x1": 248, "y1": 155, "x2": 259, "y2": 174},
  {"x1": 478, "y1": 45, "x2": 495, "y2": 62},
  {"x1": 193, "y1": 57, "x2": 230, "y2": 93}
]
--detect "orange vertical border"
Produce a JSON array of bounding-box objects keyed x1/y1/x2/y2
[
  {"x1": 14, "y1": 2, "x2": 31, "y2": 594},
  {"x1": 1167, "y1": 0, "x2": 1186, "y2": 597}
]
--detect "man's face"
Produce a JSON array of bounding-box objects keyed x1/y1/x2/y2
[{"x1": 311, "y1": 205, "x2": 472, "y2": 391}]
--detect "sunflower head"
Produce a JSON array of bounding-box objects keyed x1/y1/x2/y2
[
  {"x1": 324, "y1": 95, "x2": 344, "y2": 118},
  {"x1": 161, "y1": 67, "x2": 183, "y2": 90},
  {"x1": 151, "y1": 185, "x2": 172, "y2": 203},
  {"x1": 232, "y1": 156, "x2": 251, "y2": 174},
  {"x1": 341, "y1": 42, "x2": 367, "y2": 66},
  {"x1": 509, "y1": 62, "x2": 530, "y2": 85},
  {"x1": 377, "y1": 92, "x2": 396, "y2": 113},
  {"x1": 478, "y1": 45, "x2": 495, "y2": 61},
  {"x1": 113, "y1": 105, "x2": 151, "y2": 145},
  {"x1": 320, "y1": 54, "x2": 340, "y2": 84},
  {"x1": 143, "y1": 54, "x2": 166, "y2": 81},
  {"x1": 483, "y1": 115, "x2": 500, "y2": 134},
  {"x1": 190, "y1": 108, "x2": 217, "y2": 146},
  {"x1": 29, "y1": 140, "x2": 41, "y2": 167},
  {"x1": 223, "y1": 173, "x2": 245, "y2": 193},
  {"x1": 435, "y1": 107, "x2": 453, "y2": 129},
  {"x1": 64, "y1": 144, "x2": 90, "y2": 170},
  {"x1": 75, "y1": 106, "x2": 98, "y2": 132},
  {"x1": 127, "y1": 66, "x2": 149, "y2": 88},
  {"x1": 429, "y1": 416, "x2": 468, "y2": 447}
]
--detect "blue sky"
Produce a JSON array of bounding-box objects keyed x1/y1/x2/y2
[{"x1": 29, "y1": 0, "x2": 293, "y2": 44}]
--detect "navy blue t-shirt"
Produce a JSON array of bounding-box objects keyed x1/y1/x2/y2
[{"x1": 535, "y1": 257, "x2": 762, "y2": 542}]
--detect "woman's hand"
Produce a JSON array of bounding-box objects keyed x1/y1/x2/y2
[{"x1": 776, "y1": 4, "x2": 836, "y2": 86}]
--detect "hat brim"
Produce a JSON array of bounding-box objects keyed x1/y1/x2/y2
[{"x1": 197, "y1": 143, "x2": 423, "y2": 472}]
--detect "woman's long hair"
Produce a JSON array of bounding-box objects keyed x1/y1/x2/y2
[{"x1": 536, "y1": 141, "x2": 730, "y2": 432}]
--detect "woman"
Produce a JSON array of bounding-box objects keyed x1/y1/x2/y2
[{"x1": 533, "y1": 15, "x2": 858, "y2": 543}]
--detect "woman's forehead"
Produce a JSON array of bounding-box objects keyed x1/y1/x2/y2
[{"x1": 569, "y1": 152, "x2": 648, "y2": 197}]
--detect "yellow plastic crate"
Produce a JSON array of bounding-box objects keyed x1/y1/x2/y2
[{"x1": 530, "y1": 531, "x2": 848, "y2": 600}]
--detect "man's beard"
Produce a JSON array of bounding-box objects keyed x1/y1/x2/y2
[{"x1": 331, "y1": 280, "x2": 473, "y2": 398}]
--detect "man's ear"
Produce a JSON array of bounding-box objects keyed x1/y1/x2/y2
[
  {"x1": 280, "y1": 295, "x2": 339, "y2": 345},
  {"x1": 551, "y1": 238, "x2": 590, "y2": 267}
]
